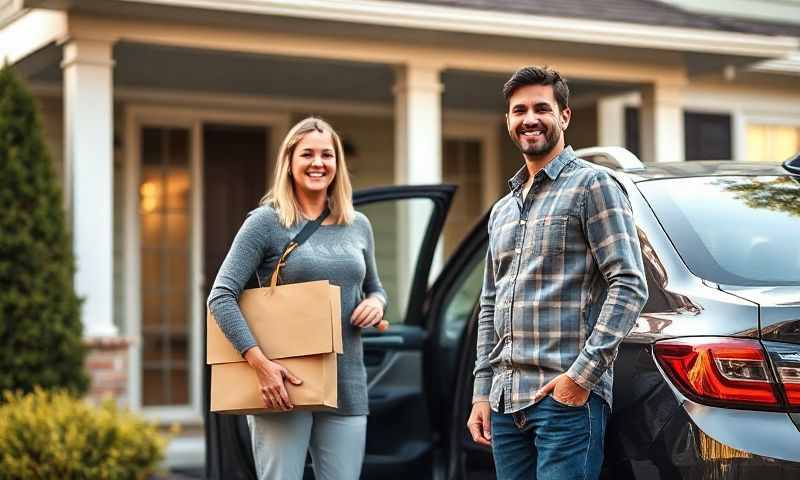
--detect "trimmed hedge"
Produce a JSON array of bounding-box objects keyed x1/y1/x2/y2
[
  {"x1": 0, "y1": 64, "x2": 87, "y2": 395},
  {"x1": 0, "y1": 388, "x2": 168, "y2": 480}
]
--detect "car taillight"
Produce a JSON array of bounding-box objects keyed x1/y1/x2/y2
[
  {"x1": 763, "y1": 341, "x2": 800, "y2": 410},
  {"x1": 654, "y1": 337, "x2": 780, "y2": 409}
]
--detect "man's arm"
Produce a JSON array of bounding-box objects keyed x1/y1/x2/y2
[
  {"x1": 472, "y1": 210, "x2": 498, "y2": 404},
  {"x1": 468, "y1": 208, "x2": 499, "y2": 446},
  {"x1": 565, "y1": 170, "x2": 648, "y2": 392}
]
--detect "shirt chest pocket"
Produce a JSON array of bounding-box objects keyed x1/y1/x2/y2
[{"x1": 532, "y1": 215, "x2": 569, "y2": 256}]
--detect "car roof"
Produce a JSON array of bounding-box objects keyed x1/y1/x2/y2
[
  {"x1": 573, "y1": 147, "x2": 799, "y2": 183},
  {"x1": 623, "y1": 161, "x2": 791, "y2": 182}
]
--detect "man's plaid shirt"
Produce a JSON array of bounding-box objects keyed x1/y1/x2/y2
[{"x1": 473, "y1": 146, "x2": 648, "y2": 413}]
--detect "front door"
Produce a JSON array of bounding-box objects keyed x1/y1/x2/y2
[
  {"x1": 202, "y1": 123, "x2": 269, "y2": 480},
  {"x1": 202, "y1": 123, "x2": 269, "y2": 291}
]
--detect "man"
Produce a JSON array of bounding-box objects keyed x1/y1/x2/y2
[{"x1": 467, "y1": 66, "x2": 648, "y2": 480}]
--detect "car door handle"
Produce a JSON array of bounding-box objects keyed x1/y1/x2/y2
[{"x1": 363, "y1": 336, "x2": 405, "y2": 347}]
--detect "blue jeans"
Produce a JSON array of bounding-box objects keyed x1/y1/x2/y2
[{"x1": 490, "y1": 393, "x2": 609, "y2": 480}]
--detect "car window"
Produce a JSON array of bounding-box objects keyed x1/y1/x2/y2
[
  {"x1": 441, "y1": 252, "x2": 485, "y2": 346},
  {"x1": 433, "y1": 240, "x2": 486, "y2": 403},
  {"x1": 357, "y1": 198, "x2": 435, "y2": 324},
  {"x1": 638, "y1": 175, "x2": 800, "y2": 286}
]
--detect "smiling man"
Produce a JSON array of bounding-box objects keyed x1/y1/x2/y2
[{"x1": 467, "y1": 66, "x2": 648, "y2": 480}]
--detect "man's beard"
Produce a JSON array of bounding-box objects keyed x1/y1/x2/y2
[{"x1": 517, "y1": 127, "x2": 561, "y2": 157}]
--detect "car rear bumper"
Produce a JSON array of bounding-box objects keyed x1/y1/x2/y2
[{"x1": 604, "y1": 402, "x2": 800, "y2": 479}]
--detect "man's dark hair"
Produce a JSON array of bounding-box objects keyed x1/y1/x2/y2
[{"x1": 503, "y1": 66, "x2": 570, "y2": 112}]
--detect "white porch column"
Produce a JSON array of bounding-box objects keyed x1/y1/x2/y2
[
  {"x1": 393, "y1": 63, "x2": 443, "y2": 310},
  {"x1": 640, "y1": 82, "x2": 685, "y2": 163},
  {"x1": 394, "y1": 63, "x2": 443, "y2": 184},
  {"x1": 597, "y1": 95, "x2": 627, "y2": 148},
  {"x1": 62, "y1": 38, "x2": 117, "y2": 337}
]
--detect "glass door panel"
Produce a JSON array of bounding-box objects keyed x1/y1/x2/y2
[{"x1": 139, "y1": 126, "x2": 192, "y2": 407}]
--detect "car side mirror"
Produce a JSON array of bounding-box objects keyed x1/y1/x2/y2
[{"x1": 783, "y1": 153, "x2": 800, "y2": 176}]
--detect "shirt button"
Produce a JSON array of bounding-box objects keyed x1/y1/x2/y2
[
  {"x1": 519, "y1": 220, "x2": 526, "y2": 225},
  {"x1": 515, "y1": 248, "x2": 521, "y2": 254}
]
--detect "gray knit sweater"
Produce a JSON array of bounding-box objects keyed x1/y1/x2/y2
[{"x1": 207, "y1": 205, "x2": 387, "y2": 416}]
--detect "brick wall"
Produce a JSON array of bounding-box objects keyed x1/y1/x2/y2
[{"x1": 83, "y1": 337, "x2": 131, "y2": 406}]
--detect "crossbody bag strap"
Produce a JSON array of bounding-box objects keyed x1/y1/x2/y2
[{"x1": 263, "y1": 207, "x2": 331, "y2": 289}]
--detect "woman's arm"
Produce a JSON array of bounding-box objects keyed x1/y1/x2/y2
[
  {"x1": 361, "y1": 216, "x2": 387, "y2": 305},
  {"x1": 206, "y1": 209, "x2": 270, "y2": 354},
  {"x1": 352, "y1": 214, "x2": 388, "y2": 328},
  {"x1": 207, "y1": 207, "x2": 303, "y2": 410}
]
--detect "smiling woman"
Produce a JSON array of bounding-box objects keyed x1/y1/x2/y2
[
  {"x1": 261, "y1": 118, "x2": 353, "y2": 228},
  {"x1": 289, "y1": 130, "x2": 338, "y2": 209},
  {"x1": 207, "y1": 116, "x2": 388, "y2": 480}
]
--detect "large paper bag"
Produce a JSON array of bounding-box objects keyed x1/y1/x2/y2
[{"x1": 207, "y1": 281, "x2": 342, "y2": 413}]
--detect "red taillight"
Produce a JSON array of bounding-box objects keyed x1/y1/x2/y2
[
  {"x1": 654, "y1": 337, "x2": 780, "y2": 408},
  {"x1": 763, "y1": 341, "x2": 800, "y2": 409},
  {"x1": 779, "y1": 371, "x2": 800, "y2": 407}
]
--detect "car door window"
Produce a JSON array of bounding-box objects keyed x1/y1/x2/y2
[
  {"x1": 358, "y1": 198, "x2": 434, "y2": 324},
  {"x1": 441, "y1": 253, "x2": 484, "y2": 346},
  {"x1": 435, "y1": 249, "x2": 485, "y2": 401}
]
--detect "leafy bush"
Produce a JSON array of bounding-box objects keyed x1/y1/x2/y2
[
  {"x1": 0, "y1": 388, "x2": 168, "y2": 480},
  {"x1": 0, "y1": 64, "x2": 87, "y2": 394}
]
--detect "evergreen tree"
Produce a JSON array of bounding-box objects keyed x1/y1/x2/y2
[{"x1": 0, "y1": 64, "x2": 88, "y2": 396}]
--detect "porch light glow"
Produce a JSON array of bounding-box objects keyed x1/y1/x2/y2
[{"x1": 140, "y1": 181, "x2": 159, "y2": 213}]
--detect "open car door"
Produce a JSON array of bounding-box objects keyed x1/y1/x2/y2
[
  {"x1": 355, "y1": 185, "x2": 456, "y2": 479},
  {"x1": 204, "y1": 185, "x2": 456, "y2": 480}
]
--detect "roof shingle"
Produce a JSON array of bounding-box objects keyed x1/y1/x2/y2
[{"x1": 397, "y1": 0, "x2": 800, "y2": 37}]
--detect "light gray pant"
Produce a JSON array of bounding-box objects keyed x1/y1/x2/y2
[{"x1": 247, "y1": 411, "x2": 367, "y2": 480}]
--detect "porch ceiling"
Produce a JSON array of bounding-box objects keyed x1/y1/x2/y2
[{"x1": 21, "y1": 42, "x2": 637, "y2": 111}]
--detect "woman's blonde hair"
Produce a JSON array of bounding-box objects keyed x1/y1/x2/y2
[{"x1": 261, "y1": 117, "x2": 355, "y2": 227}]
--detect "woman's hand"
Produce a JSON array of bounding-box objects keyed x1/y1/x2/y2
[
  {"x1": 351, "y1": 296, "x2": 385, "y2": 328},
  {"x1": 244, "y1": 346, "x2": 302, "y2": 410}
]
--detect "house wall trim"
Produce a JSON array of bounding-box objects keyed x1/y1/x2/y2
[
  {"x1": 30, "y1": 81, "x2": 505, "y2": 122},
  {"x1": 443, "y1": 117, "x2": 502, "y2": 209}
]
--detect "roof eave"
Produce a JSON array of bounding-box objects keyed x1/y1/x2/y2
[
  {"x1": 751, "y1": 53, "x2": 800, "y2": 76},
  {"x1": 101, "y1": 0, "x2": 799, "y2": 58},
  {"x1": 0, "y1": 0, "x2": 26, "y2": 28}
]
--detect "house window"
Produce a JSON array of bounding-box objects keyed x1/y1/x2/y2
[
  {"x1": 139, "y1": 127, "x2": 192, "y2": 407},
  {"x1": 747, "y1": 123, "x2": 800, "y2": 163},
  {"x1": 624, "y1": 107, "x2": 640, "y2": 158},
  {"x1": 684, "y1": 112, "x2": 732, "y2": 161},
  {"x1": 624, "y1": 109, "x2": 734, "y2": 162},
  {"x1": 443, "y1": 139, "x2": 483, "y2": 259}
]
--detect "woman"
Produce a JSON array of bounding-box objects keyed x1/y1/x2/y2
[{"x1": 207, "y1": 117, "x2": 387, "y2": 480}]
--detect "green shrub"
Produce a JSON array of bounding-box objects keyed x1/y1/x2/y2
[
  {"x1": 0, "y1": 388, "x2": 168, "y2": 480},
  {"x1": 0, "y1": 64, "x2": 87, "y2": 395}
]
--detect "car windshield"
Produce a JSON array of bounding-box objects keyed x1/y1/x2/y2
[{"x1": 638, "y1": 175, "x2": 800, "y2": 286}]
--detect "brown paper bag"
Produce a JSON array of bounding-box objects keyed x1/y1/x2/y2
[{"x1": 207, "y1": 281, "x2": 342, "y2": 413}]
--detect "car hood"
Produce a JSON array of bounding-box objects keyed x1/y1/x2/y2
[{"x1": 720, "y1": 285, "x2": 800, "y2": 345}]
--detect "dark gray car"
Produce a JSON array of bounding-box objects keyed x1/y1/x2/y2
[
  {"x1": 452, "y1": 150, "x2": 800, "y2": 479},
  {"x1": 205, "y1": 150, "x2": 800, "y2": 479}
]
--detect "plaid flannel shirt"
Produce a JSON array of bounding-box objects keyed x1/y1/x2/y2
[{"x1": 473, "y1": 146, "x2": 648, "y2": 413}]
